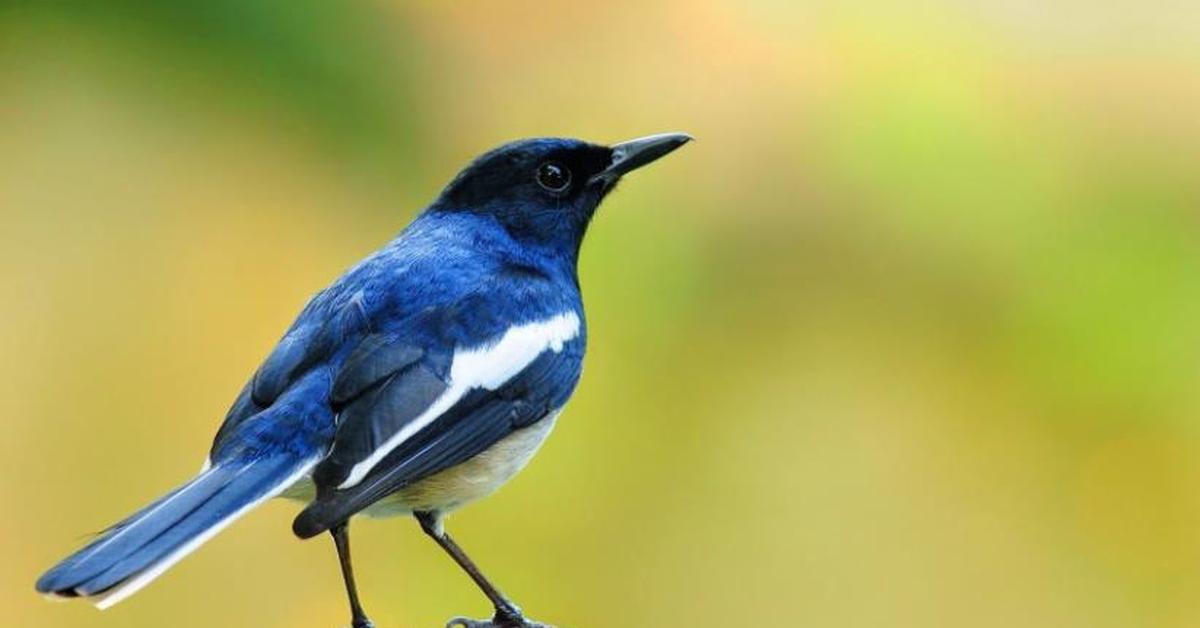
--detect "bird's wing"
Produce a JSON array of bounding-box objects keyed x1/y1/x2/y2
[
  {"x1": 292, "y1": 299, "x2": 584, "y2": 538},
  {"x1": 208, "y1": 284, "x2": 369, "y2": 460}
]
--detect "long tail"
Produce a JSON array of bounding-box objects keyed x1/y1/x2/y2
[{"x1": 35, "y1": 454, "x2": 317, "y2": 609}]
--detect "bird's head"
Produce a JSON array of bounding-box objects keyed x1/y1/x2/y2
[{"x1": 431, "y1": 133, "x2": 692, "y2": 257}]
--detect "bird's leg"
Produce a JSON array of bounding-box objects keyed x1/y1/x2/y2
[
  {"x1": 331, "y1": 523, "x2": 375, "y2": 628},
  {"x1": 414, "y1": 512, "x2": 553, "y2": 628}
]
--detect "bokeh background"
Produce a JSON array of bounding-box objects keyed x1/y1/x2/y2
[{"x1": 3, "y1": 1, "x2": 1200, "y2": 627}]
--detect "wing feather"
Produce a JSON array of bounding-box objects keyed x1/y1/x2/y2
[
  {"x1": 314, "y1": 359, "x2": 449, "y2": 488},
  {"x1": 293, "y1": 338, "x2": 582, "y2": 538},
  {"x1": 332, "y1": 334, "x2": 427, "y2": 405}
]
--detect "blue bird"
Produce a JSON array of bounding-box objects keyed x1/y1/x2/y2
[{"x1": 36, "y1": 133, "x2": 691, "y2": 628}]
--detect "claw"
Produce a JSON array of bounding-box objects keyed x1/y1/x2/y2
[
  {"x1": 444, "y1": 618, "x2": 490, "y2": 628},
  {"x1": 444, "y1": 616, "x2": 555, "y2": 628}
]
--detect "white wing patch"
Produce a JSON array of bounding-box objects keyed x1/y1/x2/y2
[{"x1": 336, "y1": 311, "x2": 580, "y2": 489}]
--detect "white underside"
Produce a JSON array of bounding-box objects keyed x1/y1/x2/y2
[{"x1": 284, "y1": 409, "x2": 561, "y2": 517}]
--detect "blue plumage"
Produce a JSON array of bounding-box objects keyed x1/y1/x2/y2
[{"x1": 36, "y1": 133, "x2": 690, "y2": 625}]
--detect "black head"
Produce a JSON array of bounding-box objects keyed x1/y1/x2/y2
[{"x1": 432, "y1": 133, "x2": 692, "y2": 258}]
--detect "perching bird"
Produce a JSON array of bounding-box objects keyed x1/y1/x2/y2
[{"x1": 35, "y1": 133, "x2": 691, "y2": 628}]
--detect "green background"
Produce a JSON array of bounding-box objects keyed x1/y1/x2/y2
[{"x1": 3, "y1": 2, "x2": 1200, "y2": 627}]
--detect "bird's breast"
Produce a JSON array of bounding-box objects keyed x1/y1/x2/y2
[{"x1": 371, "y1": 409, "x2": 562, "y2": 516}]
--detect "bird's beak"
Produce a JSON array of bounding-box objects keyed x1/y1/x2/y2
[{"x1": 591, "y1": 132, "x2": 693, "y2": 184}]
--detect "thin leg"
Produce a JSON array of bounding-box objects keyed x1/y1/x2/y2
[
  {"x1": 331, "y1": 523, "x2": 374, "y2": 628},
  {"x1": 415, "y1": 511, "x2": 540, "y2": 627}
]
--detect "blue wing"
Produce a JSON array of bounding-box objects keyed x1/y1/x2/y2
[
  {"x1": 208, "y1": 288, "x2": 364, "y2": 461},
  {"x1": 295, "y1": 290, "x2": 585, "y2": 535},
  {"x1": 293, "y1": 334, "x2": 583, "y2": 538}
]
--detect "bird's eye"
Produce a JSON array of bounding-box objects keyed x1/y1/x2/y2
[{"x1": 535, "y1": 162, "x2": 571, "y2": 192}]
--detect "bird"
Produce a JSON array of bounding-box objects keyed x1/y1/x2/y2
[{"x1": 35, "y1": 132, "x2": 691, "y2": 628}]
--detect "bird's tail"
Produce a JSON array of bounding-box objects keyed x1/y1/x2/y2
[{"x1": 35, "y1": 454, "x2": 318, "y2": 609}]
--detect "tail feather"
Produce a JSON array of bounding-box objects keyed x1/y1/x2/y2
[
  {"x1": 38, "y1": 471, "x2": 230, "y2": 593},
  {"x1": 36, "y1": 455, "x2": 316, "y2": 608}
]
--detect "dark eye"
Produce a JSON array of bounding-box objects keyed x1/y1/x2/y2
[{"x1": 535, "y1": 162, "x2": 571, "y2": 192}]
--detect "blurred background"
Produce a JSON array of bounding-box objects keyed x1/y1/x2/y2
[{"x1": 3, "y1": 1, "x2": 1200, "y2": 627}]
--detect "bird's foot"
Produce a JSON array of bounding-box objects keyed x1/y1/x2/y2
[
  {"x1": 445, "y1": 607, "x2": 554, "y2": 628},
  {"x1": 445, "y1": 618, "x2": 553, "y2": 628}
]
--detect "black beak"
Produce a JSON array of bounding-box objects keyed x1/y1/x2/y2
[{"x1": 591, "y1": 132, "x2": 693, "y2": 184}]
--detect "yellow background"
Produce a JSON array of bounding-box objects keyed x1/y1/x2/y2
[{"x1": 3, "y1": 2, "x2": 1200, "y2": 627}]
